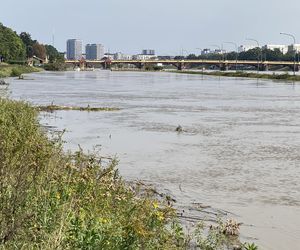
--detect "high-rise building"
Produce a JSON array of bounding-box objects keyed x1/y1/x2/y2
[
  {"x1": 85, "y1": 44, "x2": 104, "y2": 60},
  {"x1": 142, "y1": 49, "x2": 155, "y2": 55},
  {"x1": 66, "y1": 39, "x2": 82, "y2": 60}
]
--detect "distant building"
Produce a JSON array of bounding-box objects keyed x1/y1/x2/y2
[
  {"x1": 66, "y1": 39, "x2": 82, "y2": 60},
  {"x1": 114, "y1": 52, "x2": 132, "y2": 60},
  {"x1": 201, "y1": 49, "x2": 211, "y2": 55},
  {"x1": 238, "y1": 45, "x2": 256, "y2": 53},
  {"x1": 142, "y1": 49, "x2": 155, "y2": 55},
  {"x1": 133, "y1": 54, "x2": 157, "y2": 60},
  {"x1": 214, "y1": 49, "x2": 226, "y2": 54},
  {"x1": 288, "y1": 44, "x2": 300, "y2": 53},
  {"x1": 263, "y1": 44, "x2": 288, "y2": 54},
  {"x1": 104, "y1": 53, "x2": 115, "y2": 60},
  {"x1": 85, "y1": 44, "x2": 104, "y2": 60}
]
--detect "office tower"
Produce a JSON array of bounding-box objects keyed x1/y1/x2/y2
[
  {"x1": 85, "y1": 44, "x2": 104, "y2": 60},
  {"x1": 66, "y1": 39, "x2": 82, "y2": 60}
]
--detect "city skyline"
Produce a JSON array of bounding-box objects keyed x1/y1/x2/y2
[{"x1": 2, "y1": 0, "x2": 300, "y2": 55}]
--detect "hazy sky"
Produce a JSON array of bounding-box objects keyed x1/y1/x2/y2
[{"x1": 2, "y1": 0, "x2": 300, "y2": 55}]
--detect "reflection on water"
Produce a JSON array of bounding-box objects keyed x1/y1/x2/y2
[{"x1": 5, "y1": 70, "x2": 300, "y2": 250}]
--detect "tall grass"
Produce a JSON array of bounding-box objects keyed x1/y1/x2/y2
[
  {"x1": 0, "y1": 65, "x2": 40, "y2": 78},
  {"x1": 0, "y1": 99, "x2": 186, "y2": 249}
]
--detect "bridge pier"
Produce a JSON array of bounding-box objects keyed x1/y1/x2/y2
[
  {"x1": 261, "y1": 64, "x2": 269, "y2": 71},
  {"x1": 177, "y1": 62, "x2": 184, "y2": 71},
  {"x1": 220, "y1": 63, "x2": 228, "y2": 71},
  {"x1": 79, "y1": 62, "x2": 86, "y2": 71},
  {"x1": 137, "y1": 63, "x2": 145, "y2": 70}
]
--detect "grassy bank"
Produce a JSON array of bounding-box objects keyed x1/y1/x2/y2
[
  {"x1": 0, "y1": 99, "x2": 184, "y2": 249},
  {"x1": 175, "y1": 70, "x2": 300, "y2": 81},
  {"x1": 0, "y1": 63, "x2": 41, "y2": 78},
  {"x1": 0, "y1": 99, "x2": 257, "y2": 249}
]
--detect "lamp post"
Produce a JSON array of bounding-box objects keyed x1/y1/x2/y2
[
  {"x1": 246, "y1": 38, "x2": 262, "y2": 72},
  {"x1": 224, "y1": 42, "x2": 238, "y2": 71},
  {"x1": 280, "y1": 32, "x2": 297, "y2": 75}
]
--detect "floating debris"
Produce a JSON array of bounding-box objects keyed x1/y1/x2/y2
[
  {"x1": 36, "y1": 105, "x2": 120, "y2": 112},
  {"x1": 176, "y1": 125, "x2": 183, "y2": 133}
]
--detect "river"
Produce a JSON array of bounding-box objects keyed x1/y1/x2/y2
[{"x1": 4, "y1": 70, "x2": 300, "y2": 249}]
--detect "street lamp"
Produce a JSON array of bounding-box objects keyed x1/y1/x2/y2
[
  {"x1": 224, "y1": 42, "x2": 238, "y2": 71},
  {"x1": 246, "y1": 38, "x2": 262, "y2": 72},
  {"x1": 280, "y1": 32, "x2": 297, "y2": 75}
]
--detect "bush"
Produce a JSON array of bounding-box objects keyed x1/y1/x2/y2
[
  {"x1": 0, "y1": 99, "x2": 184, "y2": 249},
  {"x1": 44, "y1": 62, "x2": 66, "y2": 71}
]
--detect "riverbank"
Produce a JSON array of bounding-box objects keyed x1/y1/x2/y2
[
  {"x1": 0, "y1": 63, "x2": 41, "y2": 78},
  {"x1": 0, "y1": 98, "x2": 179, "y2": 249},
  {"x1": 175, "y1": 70, "x2": 300, "y2": 81}
]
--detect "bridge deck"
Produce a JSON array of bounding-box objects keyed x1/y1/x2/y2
[{"x1": 65, "y1": 59, "x2": 299, "y2": 66}]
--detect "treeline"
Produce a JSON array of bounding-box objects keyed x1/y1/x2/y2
[
  {"x1": 178, "y1": 48, "x2": 297, "y2": 62},
  {"x1": 0, "y1": 22, "x2": 63, "y2": 63}
]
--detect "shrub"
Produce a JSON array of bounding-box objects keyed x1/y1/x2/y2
[{"x1": 0, "y1": 99, "x2": 182, "y2": 249}]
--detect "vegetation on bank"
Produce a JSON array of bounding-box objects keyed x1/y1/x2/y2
[
  {"x1": 176, "y1": 70, "x2": 300, "y2": 82},
  {"x1": 0, "y1": 64, "x2": 41, "y2": 78},
  {"x1": 37, "y1": 104, "x2": 120, "y2": 112},
  {"x1": 175, "y1": 47, "x2": 297, "y2": 62},
  {"x1": 0, "y1": 98, "x2": 258, "y2": 249},
  {"x1": 0, "y1": 99, "x2": 179, "y2": 249},
  {"x1": 0, "y1": 22, "x2": 63, "y2": 64}
]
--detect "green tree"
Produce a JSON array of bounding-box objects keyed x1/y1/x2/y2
[
  {"x1": 19, "y1": 32, "x2": 36, "y2": 58},
  {"x1": 0, "y1": 23, "x2": 26, "y2": 61},
  {"x1": 45, "y1": 44, "x2": 64, "y2": 63}
]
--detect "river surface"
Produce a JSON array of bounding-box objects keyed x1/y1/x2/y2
[{"x1": 4, "y1": 70, "x2": 300, "y2": 249}]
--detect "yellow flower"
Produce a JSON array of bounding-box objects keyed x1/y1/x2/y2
[
  {"x1": 98, "y1": 217, "x2": 108, "y2": 224},
  {"x1": 156, "y1": 211, "x2": 164, "y2": 221},
  {"x1": 153, "y1": 201, "x2": 159, "y2": 209}
]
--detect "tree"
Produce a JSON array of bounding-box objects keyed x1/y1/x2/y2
[
  {"x1": 19, "y1": 32, "x2": 36, "y2": 58},
  {"x1": 0, "y1": 23, "x2": 26, "y2": 61},
  {"x1": 32, "y1": 42, "x2": 46, "y2": 60},
  {"x1": 45, "y1": 45, "x2": 64, "y2": 63}
]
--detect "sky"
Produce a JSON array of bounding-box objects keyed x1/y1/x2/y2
[{"x1": 1, "y1": 0, "x2": 300, "y2": 55}]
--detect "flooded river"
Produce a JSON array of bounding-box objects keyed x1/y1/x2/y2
[{"x1": 5, "y1": 70, "x2": 300, "y2": 249}]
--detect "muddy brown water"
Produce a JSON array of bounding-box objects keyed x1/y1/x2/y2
[{"x1": 4, "y1": 70, "x2": 300, "y2": 249}]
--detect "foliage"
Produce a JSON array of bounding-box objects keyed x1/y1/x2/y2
[
  {"x1": 0, "y1": 64, "x2": 40, "y2": 78},
  {"x1": 32, "y1": 42, "x2": 46, "y2": 60},
  {"x1": 243, "y1": 243, "x2": 258, "y2": 250},
  {"x1": 19, "y1": 32, "x2": 36, "y2": 58},
  {"x1": 0, "y1": 99, "x2": 188, "y2": 249},
  {"x1": 194, "y1": 219, "x2": 242, "y2": 250},
  {"x1": 45, "y1": 45, "x2": 64, "y2": 63},
  {"x1": 0, "y1": 23, "x2": 26, "y2": 61},
  {"x1": 43, "y1": 61, "x2": 66, "y2": 71}
]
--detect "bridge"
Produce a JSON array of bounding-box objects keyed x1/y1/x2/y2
[{"x1": 65, "y1": 59, "x2": 300, "y2": 71}]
